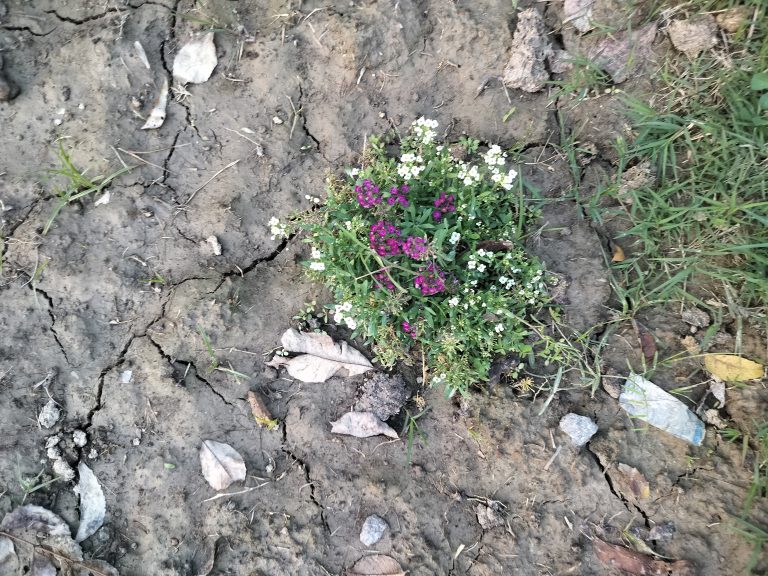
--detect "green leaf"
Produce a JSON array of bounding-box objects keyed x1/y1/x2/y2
[
  {"x1": 759, "y1": 93, "x2": 768, "y2": 110},
  {"x1": 750, "y1": 73, "x2": 768, "y2": 91}
]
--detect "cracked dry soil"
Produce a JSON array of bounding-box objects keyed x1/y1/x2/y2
[{"x1": 1, "y1": 1, "x2": 766, "y2": 575}]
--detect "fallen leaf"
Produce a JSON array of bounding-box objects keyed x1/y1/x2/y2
[
  {"x1": 563, "y1": 0, "x2": 594, "y2": 32},
  {"x1": 76, "y1": 559, "x2": 119, "y2": 576},
  {"x1": 247, "y1": 391, "x2": 277, "y2": 430},
  {"x1": 631, "y1": 320, "x2": 656, "y2": 362},
  {"x1": 141, "y1": 77, "x2": 168, "y2": 130},
  {"x1": 272, "y1": 329, "x2": 373, "y2": 382},
  {"x1": 348, "y1": 554, "x2": 406, "y2": 576},
  {"x1": 196, "y1": 537, "x2": 218, "y2": 576},
  {"x1": 173, "y1": 32, "x2": 218, "y2": 84},
  {"x1": 704, "y1": 355, "x2": 763, "y2": 381},
  {"x1": 594, "y1": 538, "x2": 692, "y2": 575},
  {"x1": 616, "y1": 463, "x2": 650, "y2": 500},
  {"x1": 611, "y1": 243, "x2": 625, "y2": 262},
  {"x1": 331, "y1": 412, "x2": 398, "y2": 439},
  {"x1": 200, "y1": 440, "x2": 246, "y2": 490},
  {"x1": 74, "y1": 462, "x2": 106, "y2": 543}
]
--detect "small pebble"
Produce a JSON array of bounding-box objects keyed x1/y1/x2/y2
[
  {"x1": 88, "y1": 448, "x2": 98, "y2": 459},
  {"x1": 38, "y1": 399, "x2": 61, "y2": 429},
  {"x1": 73, "y1": 429, "x2": 88, "y2": 447},
  {"x1": 272, "y1": 116, "x2": 283, "y2": 125},
  {"x1": 360, "y1": 514, "x2": 388, "y2": 546},
  {"x1": 52, "y1": 458, "x2": 75, "y2": 481},
  {"x1": 559, "y1": 413, "x2": 598, "y2": 447},
  {"x1": 132, "y1": 438, "x2": 141, "y2": 446}
]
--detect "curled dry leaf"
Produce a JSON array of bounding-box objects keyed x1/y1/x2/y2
[
  {"x1": 631, "y1": 320, "x2": 656, "y2": 362},
  {"x1": 200, "y1": 440, "x2": 247, "y2": 490},
  {"x1": 141, "y1": 77, "x2": 168, "y2": 130},
  {"x1": 173, "y1": 32, "x2": 218, "y2": 84},
  {"x1": 331, "y1": 412, "x2": 398, "y2": 439},
  {"x1": 247, "y1": 391, "x2": 277, "y2": 430},
  {"x1": 348, "y1": 554, "x2": 406, "y2": 576},
  {"x1": 74, "y1": 462, "x2": 106, "y2": 543},
  {"x1": 269, "y1": 329, "x2": 373, "y2": 383},
  {"x1": 616, "y1": 463, "x2": 650, "y2": 500},
  {"x1": 611, "y1": 243, "x2": 625, "y2": 263},
  {"x1": 594, "y1": 538, "x2": 692, "y2": 576},
  {"x1": 703, "y1": 354, "x2": 763, "y2": 382}
]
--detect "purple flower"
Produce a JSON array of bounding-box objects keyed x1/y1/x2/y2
[
  {"x1": 387, "y1": 184, "x2": 410, "y2": 208},
  {"x1": 403, "y1": 236, "x2": 428, "y2": 260},
  {"x1": 369, "y1": 220, "x2": 402, "y2": 256},
  {"x1": 402, "y1": 320, "x2": 417, "y2": 339},
  {"x1": 374, "y1": 270, "x2": 396, "y2": 291},
  {"x1": 432, "y1": 192, "x2": 455, "y2": 220},
  {"x1": 356, "y1": 179, "x2": 382, "y2": 208},
  {"x1": 414, "y1": 263, "x2": 446, "y2": 295}
]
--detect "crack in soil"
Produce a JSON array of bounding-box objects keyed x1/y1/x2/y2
[
  {"x1": 85, "y1": 334, "x2": 137, "y2": 429},
  {"x1": 28, "y1": 282, "x2": 71, "y2": 366},
  {"x1": 43, "y1": 8, "x2": 120, "y2": 25},
  {"x1": 0, "y1": 25, "x2": 55, "y2": 37}
]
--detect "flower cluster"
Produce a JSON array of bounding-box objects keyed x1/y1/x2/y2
[
  {"x1": 357, "y1": 179, "x2": 382, "y2": 208},
  {"x1": 401, "y1": 320, "x2": 418, "y2": 339},
  {"x1": 433, "y1": 192, "x2": 456, "y2": 220},
  {"x1": 369, "y1": 220, "x2": 402, "y2": 256},
  {"x1": 309, "y1": 246, "x2": 325, "y2": 271},
  {"x1": 387, "y1": 185, "x2": 410, "y2": 207},
  {"x1": 333, "y1": 301, "x2": 357, "y2": 330},
  {"x1": 403, "y1": 236, "x2": 428, "y2": 260},
  {"x1": 414, "y1": 263, "x2": 446, "y2": 295},
  {"x1": 412, "y1": 116, "x2": 438, "y2": 145},
  {"x1": 268, "y1": 217, "x2": 288, "y2": 240},
  {"x1": 483, "y1": 145, "x2": 518, "y2": 191},
  {"x1": 397, "y1": 152, "x2": 425, "y2": 181},
  {"x1": 374, "y1": 270, "x2": 396, "y2": 291},
  {"x1": 457, "y1": 162, "x2": 481, "y2": 186}
]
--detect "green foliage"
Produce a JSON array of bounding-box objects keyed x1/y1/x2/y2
[
  {"x1": 281, "y1": 118, "x2": 550, "y2": 396},
  {"x1": 44, "y1": 141, "x2": 134, "y2": 235}
]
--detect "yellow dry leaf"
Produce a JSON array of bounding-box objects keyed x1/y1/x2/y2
[
  {"x1": 704, "y1": 355, "x2": 764, "y2": 382},
  {"x1": 611, "y1": 244, "x2": 626, "y2": 262}
]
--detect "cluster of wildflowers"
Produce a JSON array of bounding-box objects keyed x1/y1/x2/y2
[
  {"x1": 402, "y1": 236, "x2": 428, "y2": 260},
  {"x1": 397, "y1": 152, "x2": 425, "y2": 181},
  {"x1": 333, "y1": 302, "x2": 357, "y2": 330},
  {"x1": 412, "y1": 116, "x2": 438, "y2": 145},
  {"x1": 432, "y1": 192, "x2": 456, "y2": 220},
  {"x1": 356, "y1": 179, "x2": 382, "y2": 208},
  {"x1": 414, "y1": 263, "x2": 446, "y2": 295},
  {"x1": 369, "y1": 220, "x2": 402, "y2": 256},
  {"x1": 387, "y1": 185, "x2": 410, "y2": 207},
  {"x1": 298, "y1": 116, "x2": 549, "y2": 396},
  {"x1": 268, "y1": 217, "x2": 288, "y2": 240}
]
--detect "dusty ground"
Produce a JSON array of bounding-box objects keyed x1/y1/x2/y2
[{"x1": 1, "y1": 1, "x2": 766, "y2": 574}]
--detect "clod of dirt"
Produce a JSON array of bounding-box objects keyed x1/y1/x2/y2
[
  {"x1": 502, "y1": 8, "x2": 552, "y2": 93},
  {"x1": 53, "y1": 457, "x2": 76, "y2": 482},
  {"x1": 173, "y1": 32, "x2": 218, "y2": 85},
  {"x1": 74, "y1": 462, "x2": 106, "y2": 542},
  {"x1": 549, "y1": 49, "x2": 574, "y2": 74},
  {"x1": 268, "y1": 329, "x2": 373, "y2": 382},
  {"x1": 0, "y1": 54, "x2": 19, "y2": 103},
  {"x1": 681, "y1": 307, "x2": 710, "y2": 329},
  {"x1": 475, "y1": 501, "x2": 506, "y2": 530},
  {"x1": 594, "y1": 537, "x2": 692, "y2": 575},
  {"x1": 563, "y1": 0, "x2": 595, "y2": 32},
  {"x1": 559, "y1": 413, "x2": 598, "y2": 447},
  {"x1": 331, "y1": 411, "x2": 398, "y2": 439},
  {"x1": 618, "y1": 160, "x2": 654, "y2": 203},
  {"x1": 716, "y1": 7, "x2": 751, "y2": 33},
  {"x1": 667, "y1": 16, "x2": 718, "y2": 59},
  {"x1": 649, "y1": 521, "x2": 676, "y2": 542},
  {"x1": 199, "y1": 440, "x2": 247, "y2": 490},
  {"x1": 354, "y1": 372, "x2": 409, "y2": 421},
  {"x1": 587, "y1": 23, "x2": 657, "y2": 83},
  {"x1": 38, "y1": 398, "x2": 61, "y2": 429},
  {"x1": 73, "y1": 429, "x2": 88, "y2": 447},
  {"x1": 205, "y1": 235, "x2": 223, "y2": 256},
  {"x1": 360, "y1": 514, "x2": 388, "y2": 546},
  {"x1": 141, "y1": 77, "x2": 168, "y2": 130},
  {"x1": 348, "y1": 554, "x2": 405, "y2": 576}
]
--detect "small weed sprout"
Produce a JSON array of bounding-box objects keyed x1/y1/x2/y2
[
  {"x1": 16, "y1": 461, "x2": 59, "y2": 503},
  {"x1": 197, "y1": 325, "x2": 219, "y2": 373},
  {"x1": 280, "y1": 118, "x2": 552, "y2": 396},
  {"x1": 44, "y1": 141, "x2": 135, "y2": 235}
]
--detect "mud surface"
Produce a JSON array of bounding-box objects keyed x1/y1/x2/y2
[{"x1": 1, "y1": 1, "x2": 766, "y2": 575}]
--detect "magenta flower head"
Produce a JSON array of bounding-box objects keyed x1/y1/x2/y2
[
  {"x1": 356, "y1": 179, "x2": 382, "y2": 208},
  {"x1": 402, "y1": 320, "x2": 416, "y2": 339},
  {"x1": 374, "y1": 270, "x2": 396, "y2": 291},
  {"x1": 414, "y1": 263, "x2": 446, "y2": 295},
  {"x1": 403, "y1": 236, "x2": 428, "y2": 260},
  {"x1": 369, "y1": 220, "x2": 402, "y2": 256},
  {"x1": 432, "y1": 192, "x2": 455, "y2": 220},
  {"x1": 387, "y1": 184, "x2": 410, "y2": 208}
]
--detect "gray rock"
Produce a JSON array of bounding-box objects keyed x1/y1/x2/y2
[
  {"x1": 502, "y1": 8, "x2": 552, "y2": 92},
  {"x1": 38, "y1": 399, "x2": 61, "y2": 429},
  {"x1": 360, "y1": 514, "x2": 388, "y2": 546},
  {"x1": 559, "y1": 413, "x2": 598, "y2": 447}
]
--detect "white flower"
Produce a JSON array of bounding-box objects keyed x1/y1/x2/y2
[
  {"x1": 342, "y1": 302, "x2": 353, "y2": 312},
  {"x1": 500, "y1": 168, "x2": 518, "y2": 191},
  {"x1": 311, "y1": 247, "x2": 323, "y2": 259},
  {"x1": 448, "y1": 297, "x2": 459, "y2": 307},
  {"x1": 268, "y1": 216, "x2": 279, "y2": 226},
  {"x1": 449, "y1": 232, "x2": 461, "y2": 245},
  {"x1": 494, "y1": 323, "x2": 504, "y2": 333},
  {"x1": 345, "y1": 317, "x2": 357, "y2": 330},
  {"x1": 477, "y1": 264, "x2": 486, "y2": 273},
  {"x1": 348, "y1": 167, "x2": 360, "y2": 177},
  {"x1": 344, "y1": 220, "x2": 352, "y2": 230},
  {"x1": 468, "y1": 260, "x2": 477, "y2": 270},
  {"x1": 333, "y1": 311, "x2": 344, "y2": 323},
  {"x1": 269, "y1": 217, "x2": 287, "y2": 240},
  {"x1": 309, "y1": 261, "x2": 325, "y2": 271},
  {"x1": 412, "y1": 117, "x2": 439, "y2": 145}
]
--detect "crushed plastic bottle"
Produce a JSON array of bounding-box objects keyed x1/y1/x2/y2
[{"x1": 619, "y1": 373, "x2": 705, "y2": 446}]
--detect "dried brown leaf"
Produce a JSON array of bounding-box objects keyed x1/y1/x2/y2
[
  {"x1": 74, "y1": 462, "x2": 106, "y2": 543},
  {"x1": 331, "y1": 412, "x2": 399, "y2": 439},
  {"x1": 275, "y1": 329, "x2": 373, "y2": 382},
  {"x1": 632, "y1": 320, "x2": 656, "y2": 362},
  {"x1": 703, "y1": 355, "x2": 764, "y2": 382},
  {"x1": 611, "y1": 243, "x2": 625, "y2": 263},
  {"x1": 200, "y1": 440, "x2": 246, "y2": 490},
  {"x1": 594, "y1": 538, "x2": 692, "y2": 575},
  {"x1": 348, "y1": 554, "x2": 405, "y2": 576},
  {"x1": 247, "y1": 391, "x2": 276, "y2": 429},
  {"x1": 616, "y1": 463, "x2": 650, "y2": 500}
]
